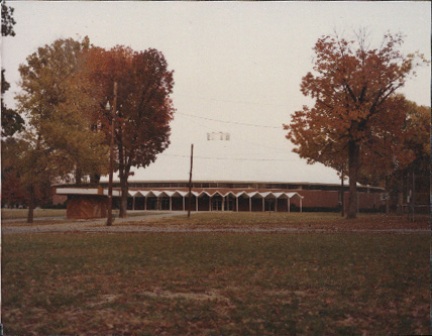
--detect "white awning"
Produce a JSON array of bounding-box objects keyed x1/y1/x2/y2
[
  {"x1": 59, "y1": 188, "x2": 304, "y2": 200},
  {"x1": 286, "y1": 192, "x2": 304, "y2": 199},
  {"x1": 56, "y1": 188, "x2": 101, "y2": 195}
]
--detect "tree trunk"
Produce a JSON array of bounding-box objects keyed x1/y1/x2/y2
[
  {"x1": 347, "y1": 140, "x2": 360, "y2": 219},
  {"x1": 117, "y1": 143, "x2": 129, "y2": 218},
  {"x1": 410, "y1": 169, "x2": 415, "y2": 222},
  {"x1": 27, "y1": 184, "x2": 35, "y2": 224},
  {"x1": 90, "y1": 173, "x2": 101, "y2": 185},
  {"x1": 119, "y1": 176, "x2": 128, "y2": 218},
  {"x1": 75, "y1": 166, "x2": 83, "y2": 185},
  {"x1": 340, "y1": 169, "x2": 345, "y2": 217},
  {"x1": 385, "y1": 176, "x2": 390, "y2": 214}
]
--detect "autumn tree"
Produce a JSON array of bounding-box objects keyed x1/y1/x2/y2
[
  {"x1": 17, "y1": 37, "x2": 109, "y2": 184},
  {"x1": 402, "y1": 102, "x2": 430, "y2": 175},
  {"x1": 84, "y1": 46, "x2": 175, "y2": 218},
  {"x1": 392, "y1": 102, "x2": 430, "y2": 215},
  {"x1": 353, "y1": 95, "x2": 415, "y2": 183},
  {"x1": 1, "y1": 2, "x2": 24, "y2": 137},
  {"x1": 285, "y1": 31, "x2": 426, "y2": 218},
  {"x1": 360, "y1": 101, "x2": 430, "y2": 214},
  {"x1": 1, "y1": 133, "x2": 63, "y2": 222},
  {"x1": 1, "y1": 137, "x2": 28, "y2": 208}
]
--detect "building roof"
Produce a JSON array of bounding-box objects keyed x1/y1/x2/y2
[
  {"x1": 55, "y1": 187, "x2": 302, "y2": 199},
  {"x1": 54, "y1": 180, "x2": 384, "y2": 198},
  {"x1": 56, "y1": 188, "x2": 121, "y2": 197}
]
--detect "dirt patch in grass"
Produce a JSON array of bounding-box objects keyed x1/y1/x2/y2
[{"x1": 138, "y1": 288, "x2": 230, "y2": 303}]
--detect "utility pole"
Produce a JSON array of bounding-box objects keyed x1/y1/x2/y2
[
  {"x1": 107, "y1": 82, "x2": 118, "y2": 226},
  {"x1": 188, "y1": 144, "x2": 194, "y2": 218}
]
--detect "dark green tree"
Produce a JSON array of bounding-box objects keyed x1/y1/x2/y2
[
  {"x1": 1, "y1": 2, "x2": 15, "y2": 37},
  {"x1": 1, "y1": 2, "x2": 24, "y2": 137}
]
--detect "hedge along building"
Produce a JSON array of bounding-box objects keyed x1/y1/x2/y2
[{"x1": 55, "y1": 180, "x2": 385, "y2": 219}]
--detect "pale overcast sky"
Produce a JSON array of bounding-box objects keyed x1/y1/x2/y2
[{"x1": 2, "y1": 1, "x2": 430, "y2": 184}]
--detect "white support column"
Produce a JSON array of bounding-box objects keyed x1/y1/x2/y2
[
  {"x1": 209, "y1": 197, "x2": 212, "y2": 211},
  {"x1": 222, "y1": 196, "x2": 225, "y2": 211},
  {"x1": 249, "y1": 197, "x2": 252, "y2": 212},
  {"x1": 183, "y1": 196, "x2": 185, "y2": 211},
  {"x1": 236, "y1": 197, "x2": 239, "y2": 212},
  {"x1": 196, "y1": 197, "x2": 198, "y2": 212}
]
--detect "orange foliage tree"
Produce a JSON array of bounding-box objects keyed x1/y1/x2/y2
[
  {"x1": 83, "y1": 46, "x2": 175, "y2": 217},
  {"x1": 285, "y1": 32, "x2": 426, "y2": 218}
]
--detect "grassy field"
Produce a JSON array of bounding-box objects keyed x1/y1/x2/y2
[
  {"x1": 119, "y1": 212, "x2": 429, "y2": 231},
  {"x1": 2, "y1": 208, "x2": 428, "y2": 231},
  {"x1": 2, "y1": 230, "x2": 429, "y2": 335},
  {"x1": 1, "y1": 209, "x2": 165, "y2": 221},
  {"x1": 1, "y1": 208, "x2": 67, "y2": 219}
]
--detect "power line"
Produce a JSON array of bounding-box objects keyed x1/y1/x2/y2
[
  {"x1": 175, "y1": 93, "x2": 291, "y2": 108},
  {"x1": 176, "y1": 111, "x2": 282, "y2": 129},
  {"x1": 176, "y1": 116, "x2": 292, "y2": 154},
  {"x1": 173, "y1": 110, "x2": 294, "y2": 156},
  {"x1": 161, "y1": 153, "x2": 294, "y2": 162}
]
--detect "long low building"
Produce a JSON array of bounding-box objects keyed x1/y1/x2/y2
[
  {"x1": 55, "y1": 180, "x2": 385, "y2": 219},
  {"x1": 126, "y1": 189, "x2": 303, "y2": 212}
]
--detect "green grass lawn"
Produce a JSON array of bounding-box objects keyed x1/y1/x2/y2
[{"x1": 2, "y1": 232, "x2": 429, "y2": 335}]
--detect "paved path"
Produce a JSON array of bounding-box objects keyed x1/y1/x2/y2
[{"x1": 2, "y1": 221, "x2": 430, "y2": 236}]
